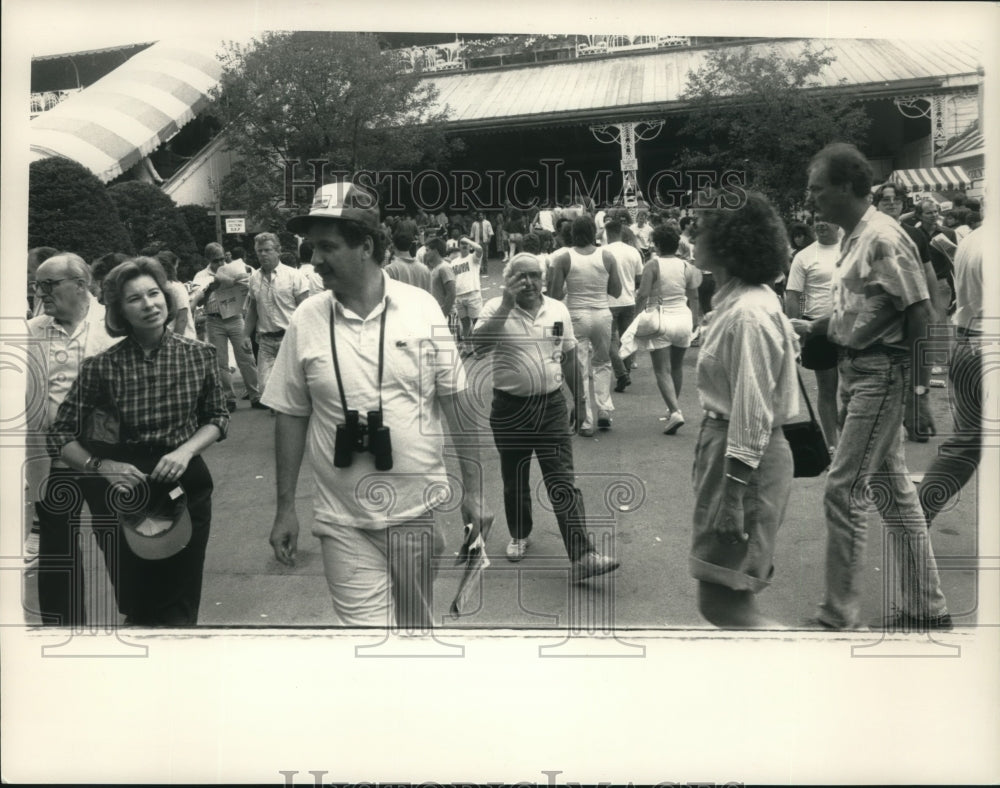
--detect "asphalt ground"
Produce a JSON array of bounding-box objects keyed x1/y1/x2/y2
[{"x1": 18, "y1": 257, "x2": 980, "y2": 633}]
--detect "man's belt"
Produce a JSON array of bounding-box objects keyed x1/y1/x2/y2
[
  {"x1": 206, "y1": 312, "x2": 222, "y2": 317},
  {"x1": 840, "y1": 343, "x2": 908, "y2": 360},
  {"x1": 259, "y1": 330, "x2": 286, "y2": 339}
]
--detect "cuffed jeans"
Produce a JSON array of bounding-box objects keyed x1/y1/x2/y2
[
  {"x1": 206, "y1": 314, "x2": 259, "y2": 402},
  {"x1": 819, "y1": 351, "x2": 948, "y2": 628},
  {"x1": 919, "y1": 335, "x2": 983, "y2": 523},
  {"x1": 569, "y1": 307, "x2": 614, "y2": 430},
  {"x1": 490, "y1": 389, "x2": 592, "y2": 561}
]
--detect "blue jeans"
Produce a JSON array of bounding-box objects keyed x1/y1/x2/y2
[
  {"x1": 206, "y1": 314, "x2": 259, "y2": 402},
  {"x1": 819, "y1": 351, "x2": 949, "y2": 628},
  {"x1": 919, "y1": 336, "x2": 983, "y2": 523}
]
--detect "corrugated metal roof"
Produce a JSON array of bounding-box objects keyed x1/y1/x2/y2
[{"x1": 423, "y1": 38, "x2": 983, "y2": 130}]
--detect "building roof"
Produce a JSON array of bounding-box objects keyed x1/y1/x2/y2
[
  {"x1": 30, "y1": 40, "x2": 223, "y2": 183},
  {"x1": 423, "y1": 38, "x2": 983, "y2": 130}
]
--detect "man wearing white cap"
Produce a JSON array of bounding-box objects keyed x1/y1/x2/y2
[{"x1": 266, "y1": 181, "x2": 493, "y2": 628}]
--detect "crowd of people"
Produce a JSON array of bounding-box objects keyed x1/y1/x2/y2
[{"x1": 22, "y1": 142, "x2": 986, "y2": 631}]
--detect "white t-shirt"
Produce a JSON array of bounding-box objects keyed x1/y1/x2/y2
[
  {"x1": 786, "y1": 240, "x2": 840, "y2": 318},
  {"x1": 605, "y1": 241, "x2": 644, "y2": 307},
  {"x1": 449, "y1": 251, "x2": 482, "y2": 296},
  {"x1": 261, "y1": 277, "x2": 466, "y2": 531}
]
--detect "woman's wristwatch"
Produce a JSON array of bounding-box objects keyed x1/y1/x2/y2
[{"x1": 85, "y1": 455, "x2": 103, "y2": 473}]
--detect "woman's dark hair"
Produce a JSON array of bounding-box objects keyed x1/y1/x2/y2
[
  {"x1": 557, "y1": 220, "x2": 573, "y2": 248},
  {"x1": 155, "y1": 250, "x2": 180, "y2": 280},
  {"x1": 570, "y1": 215, "x2": 597, "y2": 247},
  {"x1": 651, "y1": 225, "x2": 681, "y2": 255},
  {"x1": 788, "y1": 221, "x2": 815, "y2": 250},
  {"x1": 103, "y1": 257, "x2": 177, "y2": 337},
  {"x1": 697, "y1": 192, "x2": 790, "y2": 285}
]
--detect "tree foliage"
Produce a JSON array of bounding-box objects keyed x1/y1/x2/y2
[
  {"x1": 177, "y1": 203, "x2": 219, "y2": 251},
  {"x1": 29, "y1": 157, "x2": 134, "y2": 261},
  {"x1": 107, "y1": 182, "x2": 198, "y2": 263},
  {"x1": 210, "y1": 31, "x2": 457, "y2": 228},
  {"x1": 673, "y1": 42, "x2": 871, "y2": 215}
]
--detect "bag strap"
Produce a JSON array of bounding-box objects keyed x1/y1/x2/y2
[{"x1": 795, "y1": 367, "x2": 820, "y2": 425}]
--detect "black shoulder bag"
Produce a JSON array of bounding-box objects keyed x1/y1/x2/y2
[{"x1": 782, "y1": 370, "x2": 831, "y2": 478}]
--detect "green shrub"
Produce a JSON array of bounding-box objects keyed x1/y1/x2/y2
[
  {"x1": 107, "y1": 181, "x2": 198, "y2": 264},
  {"x1": 29, "y1": 158, "x2": 134, "y2": 261}
]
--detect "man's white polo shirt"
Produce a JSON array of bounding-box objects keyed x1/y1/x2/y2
[
  {"x1": 479, "y1": 295, "x2": 577, "y2": 397},
  {"x1": 261, "y1": 275, "x2": 466, "y2": 531}
]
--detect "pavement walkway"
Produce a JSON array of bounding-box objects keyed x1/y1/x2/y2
[{"x1": 18, "y1": 257, "x2": 981, "y2": 635}]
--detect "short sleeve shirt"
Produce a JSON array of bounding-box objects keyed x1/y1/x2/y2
[
  {"x1": 478, "y1": 295, "x2": 577, "y2": 397},
  {"x1": 249, "y1": 264, "x2": 309, "y2": 332},
  {"x1": 786, "y1": 241, "x2": 839, "y2": 318},
  {"x1": 828, "y1": 206, "x2": 930, "y2": 350},
  {"x1": 260, "y1": 276, "x2": 467, "y2": 531}
]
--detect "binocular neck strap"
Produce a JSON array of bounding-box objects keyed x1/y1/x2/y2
[{"x1": 329, "y1": 299, "x2": 389, "y2": 417}]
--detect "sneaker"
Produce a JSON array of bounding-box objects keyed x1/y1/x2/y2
[
  {"x1": 505, "y1": 537, "x2": 531, "y2": 562},
  {"x1": 570, "y1": 551, "x2": 621, "y2": 583},
  {"x1": 250, "y1": 399, "x2": 269, "y2": 410},
  {"x1": 875, "y1": 612, "x2": 954, "y2": 632},
  {"x1": 24, "y1": 524, "x2": 40, "y2": 565},
  {"x1": 578, "y1": 427, "x2": 595, "y2": 438},
  {"x1": 226, "y1": 400, "x2": 238, "y2": 413},
  {"x1": 597, "y1": 411, "x2": 612, "y2": 430},
  {"x1": 614, "y1": 374, "x2": 631, "y2": 393},
  {"x1": 663, "y1": 411, "x2": 685, "y2": 435}
]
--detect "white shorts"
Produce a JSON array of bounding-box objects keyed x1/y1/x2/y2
[{"x1": 454, "y1": 292, "x2": 483, "y2": 319}]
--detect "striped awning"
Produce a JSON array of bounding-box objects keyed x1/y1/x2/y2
[
  {"x1": 29, "y1": 39, "x2": 222, "y2": 183},
  {"x1": 887, "y1": 166, "x2": 971, "y2": 193},
  {"x1": 936, "y1": 122, "x2": 984, "y2": 165}
]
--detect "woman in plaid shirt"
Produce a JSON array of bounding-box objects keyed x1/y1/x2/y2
[{"x1": 48, "y1": 257, "x2": 229, "y2": 626}]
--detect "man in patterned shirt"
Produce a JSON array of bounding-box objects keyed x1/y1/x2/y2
[
  {"x1": 28, "y1": 253, "x2": 121, "y2": 622},
  {"x1": 803, "y1": 143, "x2": 951, "y2": 631}
]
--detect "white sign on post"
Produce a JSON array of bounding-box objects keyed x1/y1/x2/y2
[{"x1": 225, "y1": 218, "x2": 246, "y2": 234}]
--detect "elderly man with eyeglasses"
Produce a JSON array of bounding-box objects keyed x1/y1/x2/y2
[{"x1": 25, "y1": 252, "x2": 122, "y2": 622}]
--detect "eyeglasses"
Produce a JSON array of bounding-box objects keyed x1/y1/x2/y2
[{"x1": 33, "y1": 278, "x2": 80, "y2": 294}]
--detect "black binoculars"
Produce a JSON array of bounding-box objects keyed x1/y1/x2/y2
[{"x1": 334, "y1": 410, "x2": 393, "y2": 471}]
